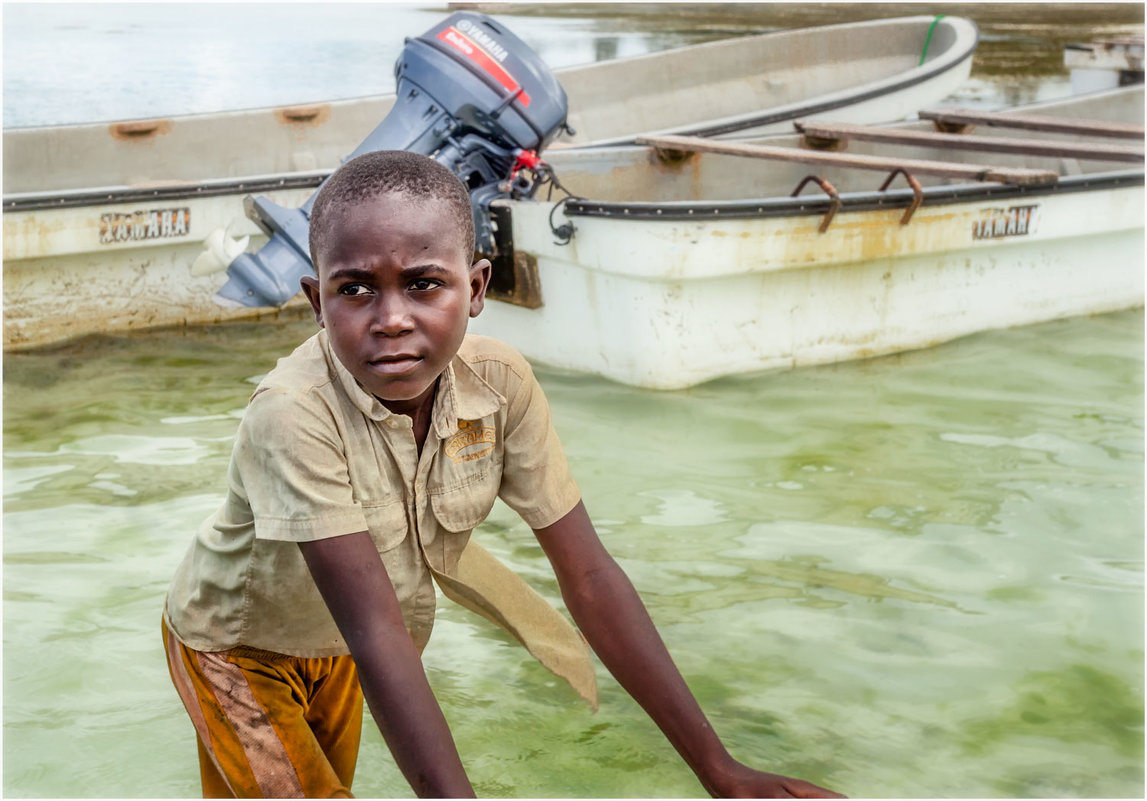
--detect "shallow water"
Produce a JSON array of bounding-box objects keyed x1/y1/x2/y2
[
  {"x1": 4, "y1": 309, "x2": 1142, "y2": 797},
  {"x1": 3, "y1": 2, "x2": 1144, "y2": 797}
]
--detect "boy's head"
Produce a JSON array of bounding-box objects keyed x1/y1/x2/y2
[
  {"x1": 301, "y1": 151, "x2": 491, "y2": 417},
  {"x1": 308, "y1": 150, "x2": 475, "y2": 266}
]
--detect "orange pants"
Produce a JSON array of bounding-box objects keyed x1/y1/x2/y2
[{"x1": 163, "y1": 619, "x2": 363, "y2": 798}]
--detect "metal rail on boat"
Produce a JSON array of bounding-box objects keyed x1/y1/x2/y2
[
  {"x1": 2, "y1": 172, "x2": 330, "y2": 213},
  {"x1": 560, "y1": 171, "x2": 1145, "y2": 221}
]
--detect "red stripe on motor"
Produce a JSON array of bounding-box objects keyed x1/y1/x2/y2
[{"x1": 437, "y1": 28, "x2": 532, "y2": 107}]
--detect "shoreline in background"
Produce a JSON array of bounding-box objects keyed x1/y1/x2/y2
[
  {"x1": 455, "y1": 2, "x2": 1145, "y2": 76},
  {"x1": 4, "y1": 3, "x2": 1142, "y2": 129}
]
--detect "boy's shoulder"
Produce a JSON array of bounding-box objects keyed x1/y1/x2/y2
[
  {"x1": 231, "y1": 333, "x2": 341, "y2": 448},
  {"x1": 259, "y1": 332, "x2": 329, "y2": 386},
  {"x1": 248, "y1": 332, "x2": 335, "y2": 410}
]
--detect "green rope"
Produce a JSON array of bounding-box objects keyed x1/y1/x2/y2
[{"x1": 919, "y1": 15, "x2": 947, "y2": 66}]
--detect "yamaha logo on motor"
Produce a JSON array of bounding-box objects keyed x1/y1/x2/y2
[{"x1": 450, "y1": 19, "x2": 509, "y2": 63}]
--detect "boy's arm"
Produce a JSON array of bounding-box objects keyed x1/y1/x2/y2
[
  {"x1": 533, "y1": 501, "x2": 844, "y2": 799},
  {"x1": 300, "y1": 531, "x2": 475, "y2": 799}
]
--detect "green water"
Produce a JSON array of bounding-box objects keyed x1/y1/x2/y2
[{"x1": 3, "y1": 309, "x2": 1143, "y2": 798}]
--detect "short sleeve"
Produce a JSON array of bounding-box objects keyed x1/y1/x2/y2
[
  {"x1": 233, "y1": 386, "x2": 369, "y2": 542},
  {"x1": 496, "y1": 358, "x2": 581, "y2": 529}
]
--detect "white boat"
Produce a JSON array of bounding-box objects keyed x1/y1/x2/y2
[
  {"x1": 468, "y1": 86, "x2": 1144, "y2": 388},
  {"x1": 2, "y1": 15, "x2": 980, "y2": 351},
  {"x1": 1064, "y1": 34, "x2": 1144, "y2": 94}
]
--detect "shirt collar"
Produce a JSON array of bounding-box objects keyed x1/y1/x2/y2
[
  {"x1": 320, "y1": 329, "x2": 391, "y2": 421},
  {"x1": 431, "y1": 352, "x2": 506, "y2": 439},
  {"x1": 320, "y1": 330, "x2": 505, "y2": 436}
]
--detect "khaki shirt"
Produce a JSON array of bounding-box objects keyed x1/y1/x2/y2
[{"x1": 164, "y1": 331, "x2": 583, "y2": 663}]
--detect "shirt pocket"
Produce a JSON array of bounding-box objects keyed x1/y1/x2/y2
[
  {"x1": 427, "y1": 457, "x2": 502, "y2": 573},
  {"x1": 362, "y1": 500, "x2": 409, "y2": 553},
  {"x1": 428, "y1": 456, "x2": 502, "y2": 532}
]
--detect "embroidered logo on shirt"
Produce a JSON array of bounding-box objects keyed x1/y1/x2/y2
[{"x1": 445, "y1": 420, "x2": 496, "y2": 463}]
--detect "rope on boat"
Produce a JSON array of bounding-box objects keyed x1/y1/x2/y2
[
  {"x1": 527, "y1": 161, "x2": 582, "y2": 245},
  {"x1": 548, "y1": 197, "x2": 579, "y2": 245},
  {"x1": 919, "y1": 15, "x2": 947, "y2": 65}
]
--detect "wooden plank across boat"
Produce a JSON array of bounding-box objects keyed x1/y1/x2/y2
[
  {"x1": 918, "y1": 107, "x2": 1147, "y2": 139},
  {"x1": 635, "y1": 134, "x2": 1065, "y2": 184},
  {"x1": 791, "y1": 120, "x2": 1145, "y2": 162}
]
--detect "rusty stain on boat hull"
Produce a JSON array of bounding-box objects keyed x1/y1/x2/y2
[
  {"x1": 2, "y1": 245, "x2": 313, "y2": 350},
  {"x1": 274, "y1": 104, "x2": 332, "y2": 126},
  {"x1": 109, "y1": 119, "x2": 174, "y2": 141}
]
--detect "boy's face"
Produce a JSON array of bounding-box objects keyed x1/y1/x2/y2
[{"x1": 301, "y1": 192, "x2": 490, "y2": 417}]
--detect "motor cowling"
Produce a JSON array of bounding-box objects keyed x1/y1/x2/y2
[{"x1": 216, "y1": 11, "x2": 569, "y2": 308}]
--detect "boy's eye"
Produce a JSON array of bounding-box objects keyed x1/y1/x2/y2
[
  {"x1": 410, "y1": 278, "x2": 442, "y2": 291},
  {"x1": 338, "y1": 283, "x2": 371, "y2": 297}
]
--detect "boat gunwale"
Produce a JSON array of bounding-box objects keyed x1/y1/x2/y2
[
  {"x1": 2, "y1": 172, "x2": 330, "y2": 212},
  {"x1": 557, "y1": 169, "x2": 1145, "y2": 221},
  {"x1": 0, "y1": 15, "x2": 975, "y2": 136},
  {"x1": 5, "y1": 168, "x2": 1142, "y2": 221}
]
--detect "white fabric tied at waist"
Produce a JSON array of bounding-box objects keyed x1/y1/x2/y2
[{"x1": 428, "y1": 540, "x2": 599, "y2": 711}]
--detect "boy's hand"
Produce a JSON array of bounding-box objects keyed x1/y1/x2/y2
[{"x1": 703, "y1": 759, "x2": 845, "y2": 798}]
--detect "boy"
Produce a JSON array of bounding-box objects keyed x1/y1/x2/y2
[{"x1": 163, "y1": 150, "x2": 842, "y2": 799}]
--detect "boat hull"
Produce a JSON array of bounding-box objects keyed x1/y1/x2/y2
[
  {"x1": 4, "y1": 28, "x2": 1140, "y2": 390},
  {"x1": 469, "y1": 181, "x2": 1144, "y2": 389},
  {"x1": 3, "y1": 187, "x2": 313, "y2": 350}
]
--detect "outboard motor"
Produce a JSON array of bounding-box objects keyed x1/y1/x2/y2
[{"x1": 216, "y1": 12, "x2": 570, "y2": 307}]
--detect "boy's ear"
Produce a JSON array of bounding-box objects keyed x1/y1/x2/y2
[
  {"x1": 468, "y1": 258, "x2": 492, "y2": 318},
  {"x1": 300, "y1": 274, "x2": 324, "y2": 328}
]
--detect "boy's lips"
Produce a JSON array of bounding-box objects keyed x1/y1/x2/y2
[{"x1": 368, "y1": 354, "x2": 423, "y2": 376}]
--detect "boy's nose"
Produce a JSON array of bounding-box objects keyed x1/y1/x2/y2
[{"x1": 370, "y1": 296, "x2": 414, "y2": 336}]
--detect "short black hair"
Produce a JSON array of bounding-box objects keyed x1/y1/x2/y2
[{"x1": 308, "y1": 150, "x2": 474, "y2": 268}]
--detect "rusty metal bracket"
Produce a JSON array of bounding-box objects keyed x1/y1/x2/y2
[
  {"x1": 878, "y1": 168, "x2": 925, "y2": 224},
  {"x1": 790, "y1": 174, "x2": 840, "y2": 233},
  {"x1": 651, "y1": 145, "x2": 697, "y2": 165},
  {"x1": 930, "y1": 119, "x2": 975, "y2": 135},
  {"x1": 486, "y1": 204, "x2": 543, "y2": 309}
]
